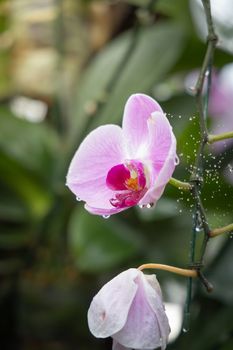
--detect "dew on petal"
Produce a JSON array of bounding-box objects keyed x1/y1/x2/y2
[
  {"x1": 102, "y1": 215, "x2": 110, "y2": 219},
  {"x1": 146, "y1": 203, "x2": 154, "y2": 208}
]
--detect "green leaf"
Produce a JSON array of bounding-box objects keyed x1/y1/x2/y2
[
  {"x1": 91, "y1": 22, "x2": 186, "y2": 128},
  {"x1": 71, "y1": 22, "x2": 186, "y2": 142},
  {"x1": 0, "y1": 107, "x2": 59, "y2": 183},
  {"x1": 0, "y1": 189, "x2": 27, "y2": 222},
  {"x1": 122, "y1": 0, "x2": 151, "y2": 7},
  {"x1": 68, "y1": 208, "x2": 143, "y2": 273},
  {"x1": 0, "y1": 153, "x2": 52, "y2": 219},
  {"x1": 0, "y1": 229, "x2": 30, "y2": 250}
]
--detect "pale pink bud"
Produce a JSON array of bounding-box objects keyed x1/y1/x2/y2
[{"x1": 88, "y1": 268, "x2": 170, "y2": 350}]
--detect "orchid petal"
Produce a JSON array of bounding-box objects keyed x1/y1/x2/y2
[
  {"x1": 139, "y1": 129, "x2": 177, "y2": 206},
  {"x1": 84, "y1": 203, "x2": 124, "y2": 216},
  {"x1": 143, "y1": 274, "x2": 170, "y2": 350},
  {"x1": 88, "y1": 269, "x2": 138, "y2": 338},
  {"x1": 112, "y1": 271, "x2": 164, "y2": 350},
  {"x1": 66, "y1": 125, "x2": 126, "y2": 211},
  {"x1": 112, "y1": 340, "x2": 131, "y2": 350},
  {"x1": 147, "y1": 111, "x2": 174, "y2": 165},
  {"x1": 122, "y1": 94, "x2": 162, "y2": 158}
]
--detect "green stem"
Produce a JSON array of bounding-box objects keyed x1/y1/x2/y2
[
  {"x1": 184, "y1": 0, "x2": 217, "y2": 326},
  {"x1": 190, "y1": 0, "x2": 217, "y2": 261},
  {"x1": 202, "y1": 0, "x2": 218, "y2": 40},
  {"x1": 210, "y1": 223, "x2": 233, "y2": 237},
  {"x1": 169, "y1": 178, "x2": 192, "y2": 191},
  {"x1": 183, "y1": 206, "x2": 198, "y2": 332},
  {"x1": 208, "y1": 131, "x2": 233, "y2": 144}
]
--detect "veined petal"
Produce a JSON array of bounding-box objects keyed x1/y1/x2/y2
[
  {"x1": 122, "y1": 94, "x2": 163, "y2": 158},
  {"x1": 112, "y1": 340, "x2": 131, "y2": 350},
  {"x1": 66, "y1": 125, "x2": 126, "y2": 211},
  {"x1": 112, "y1": 271, "x2": 163, "y2": 350},
  {"x1": 143, "y1": 274, "x2": 170, "y2": 350},
  {"x1": 88, "y1": 269, "x2": 138, "y2": 338},
  {"x1": 139, "y1": 131, "x2": 177, "y2": 206},
  {"x1": 147, "y1": 111, "x2": 173, "y2": 164},
  {"x1": 85, "y1": 203, "x2": 124, "y2": 216}
]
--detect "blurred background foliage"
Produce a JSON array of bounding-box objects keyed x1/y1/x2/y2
[{"x1": 0, "y1": 0, "x2": 233, "y2": 349}]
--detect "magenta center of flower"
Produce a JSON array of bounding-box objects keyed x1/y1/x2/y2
[{"x1": 106, "y1": 161, "x2": 148, "y2": 208}]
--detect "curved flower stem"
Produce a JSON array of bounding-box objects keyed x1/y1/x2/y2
[
  {"x1": 208, "y1": 131, "x2": 233, "y2": 144},
  {"x1": 210, "y1": 223, "x2": 233, "y2": 237},
  {"x1": 169, "y1": 177, "x2": 193, "y2": 191},
  {"x1": 138, "y1": 263, "x2": 197, "y2": 278}
]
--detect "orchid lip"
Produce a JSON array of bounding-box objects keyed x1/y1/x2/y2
[{"x1": 106, "y1": 160, "x2": 148, "y2": 209}]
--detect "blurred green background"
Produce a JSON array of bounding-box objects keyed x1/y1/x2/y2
[{"x1": 0, "y1": 0, "x2": 233, "y2": 349}]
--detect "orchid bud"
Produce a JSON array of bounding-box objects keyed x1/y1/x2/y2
[{"x1": 88, "y1": 268, "x2": 170, "y2": 350}]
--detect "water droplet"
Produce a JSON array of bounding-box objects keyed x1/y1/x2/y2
[
  {"x1": 76, "y1": 197, "x2": 81, "y2": 201},
  {"x1": 102, "y1": 215, "x2": 110, "y2": 219},
  {"x1": 138, "y1": 204, "x2": 144, "y2": 209},
  {"x1": 189, "y1": 86, "x2": 196, "y2": 95},
  {"x1": 182, "y1": 327, "x2": 188, "y2": 333},
  {"x1": 175, "y1": 156, "x2": 179, "y2": 165},
  {"x1": 195, "y1": 211, "x2": 203, "y2": 232},
  {"x1": 205, "y1": 70, "x2": 210, "y2": 77},
  {"x1": 146, "y1": 203, "x2": 154, "y2": 209},
  {"x1": 227, "y1": 164, "x2": 233, "y2": 173}
]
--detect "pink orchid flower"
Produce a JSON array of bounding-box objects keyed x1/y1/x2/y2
[
  {"x1": 66, "y1": 94, "x2": 177, "y2": 216},
  {"x1": 88, "y1": 268, "x2": 170, "y2": 350}
]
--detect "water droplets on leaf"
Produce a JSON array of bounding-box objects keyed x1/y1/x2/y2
[{"x1": 76, "y1": 197, "x2": 81, "y2": 201}]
